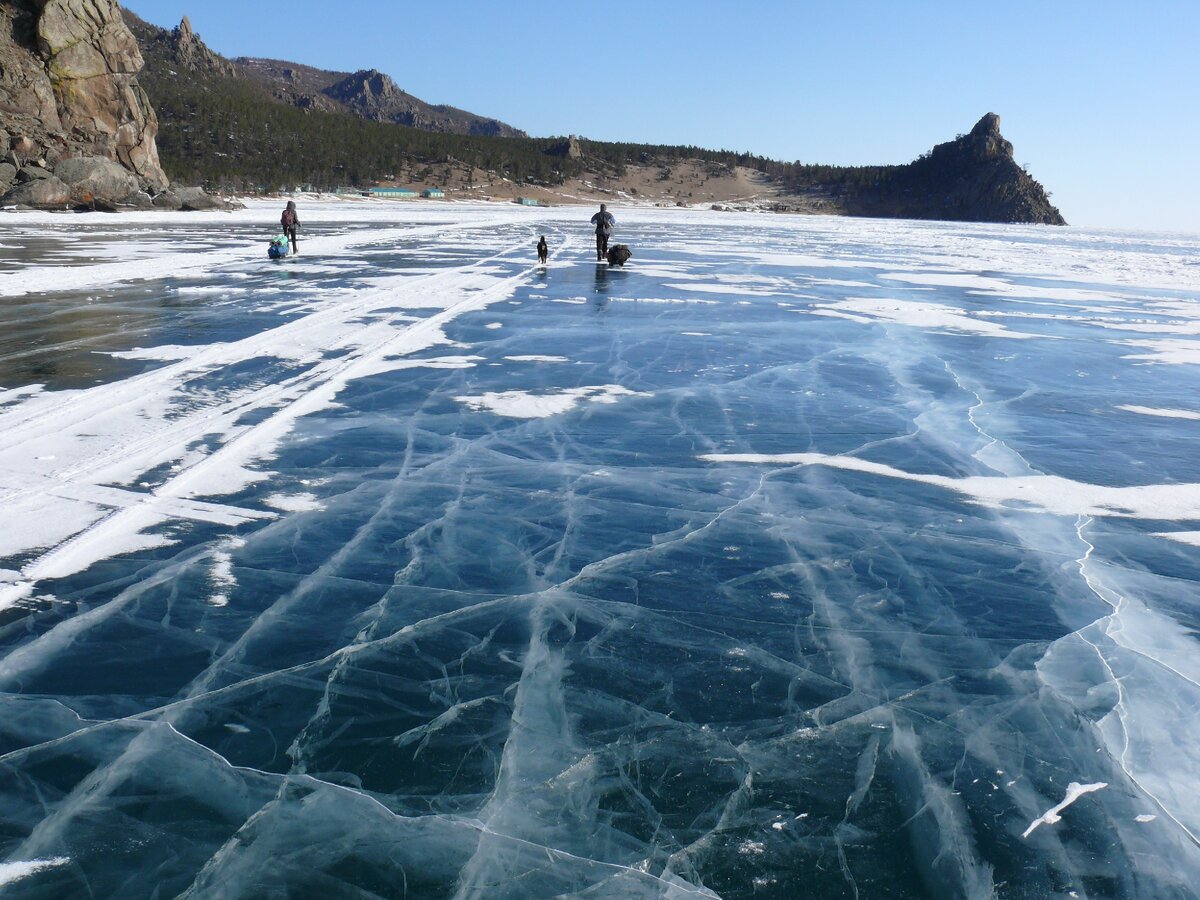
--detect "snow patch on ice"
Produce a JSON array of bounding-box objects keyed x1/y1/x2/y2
[
  {"x1": 811, "y1": 298, "x2": 1038, "y2": 339},
  {"x1": 264, "y1": 493, "x2": 322, "y2": 512},
  {"x1": 0, "y1": 857, "x2": 70, "y2": 887},
  {"x1": 1117, "y1": 405, "x2": 1200, "y2": 420},
  {"x1": 1022, "y1": 782, "x2": 1107, "y2": 838},
  {"x1": 665, "y1": 282, "x2": 782, "y2": 297},
  {"x1": 1120, "y1": 339, "x2": 1200, "y2": 366},
  {"x1": 455, "y1": 385, "x2": 647, "y2": 419},
  {"x1": 106, "y1": 344, "x2": 199, "y2": 361},
  {"x1": 700, "y1": 451, "x2": 1200, "y2": 521},
  {"x1": 617, "y1": 296, "x2": 719, "y2": 305},
  {"x1": 1153, "y1": 531, "x2": 1200, "y2": 547}
]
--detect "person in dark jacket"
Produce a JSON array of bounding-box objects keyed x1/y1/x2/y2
[
  {"x1": 537, "y1": 235, "x2": 549, "y2": 265},
  {"x1": 281, "y1": 200, "x2": 300, "y2": 255},
  {"x1": 590, "y1": 203, "x2": 615, "y2": 261}
]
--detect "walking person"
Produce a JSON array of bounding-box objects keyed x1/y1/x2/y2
[
  {"x1": 537, "y1": 235, "x2": 549, "y2": 265},
  {"x1": 591, "y1": 203, "x2": 615, "y2": 262},
  {"x1": 281, "y1": 200, "x2": 300, "y2": 255}
]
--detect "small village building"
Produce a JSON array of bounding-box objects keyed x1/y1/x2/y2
[
  {"x1": 370, "y1": 187, "x2": 418, "y2": 199},
  {"x1": 421, "y1": 188, "x2": 445, "y2": 199}
]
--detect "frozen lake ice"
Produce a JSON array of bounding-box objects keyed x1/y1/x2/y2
[{"x1": 1, "y1": 200, "x2": 1199, "y2": 897}]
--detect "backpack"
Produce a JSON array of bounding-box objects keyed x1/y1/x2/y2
[{"x1": 282, "y1": 208, "x2": 296, "y2": 228}]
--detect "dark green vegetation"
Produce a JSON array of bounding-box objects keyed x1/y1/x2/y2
[{"x1": 140, "y1": 63, "x2": 579, "y2": 190}]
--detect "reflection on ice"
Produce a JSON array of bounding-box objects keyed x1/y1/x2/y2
[{"x1": 1, "y1": 202, "x2": 1199, "y2": 897}]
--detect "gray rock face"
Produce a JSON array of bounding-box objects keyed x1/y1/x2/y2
[
  {"x1": 546, "y1": 135, "x2": 584, "y2": 160},
  {"x1": 152, "y1": 190, "x2": 183, "y2": 210},
  {"x1": 0, "y1": 162, "x2": 16, "y2": 186},
  {"x1": 322, "y1": 68, "x2": 526, "y2": 137},
  {"x1": 11, "y1": 135, "x2": 41, "y2": 162},
  {"x1": 55, "y1": 155, "x2": 140, "y2": 204},
  {"x1": 787, "y1": 113, "x2": 1066, "y2": 226},
  {"x1": 17, "y1": 165, "x2": 50, "y2": 182},
  {"x1": 169, "y1": 16, "x2": 236, "y2": 76},
  {"x1": 2, "y1": 174, "x2": 70, "y2": 207},
  {"x1": 37, "y1": 0, "x2": 168, "y2": 190},
  {"x1": 0, "y1": 0, "x2": 168, "y2": 203},
  {"x1": 173, "y1": 186, "x2": 242, "y2": 211},
  {"x1": 175, "y1": 186, "x2": 219, "y2": 210},
  {"x1": 123, "y1": 190, "x2": 154, "y2": 209}
]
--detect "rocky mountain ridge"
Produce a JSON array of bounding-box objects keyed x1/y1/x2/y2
[
  {"x1": 320, "y1": 68, "x2": 524, "y2": 138},
  {"x1": 122, "y1": 10, "x2": 525, "y2": 139}
]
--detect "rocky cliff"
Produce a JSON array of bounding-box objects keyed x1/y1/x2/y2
[
  {"x1": 123, "y1": 12, "x2": 236, "y2": 78},
  {"x1": 833, "y1": 114, "x2": 1065, "y2": 225},
  {"x1": 323, "y1": 68, "x2": 525, "y2": 138},
  {"x1": 0, "y1": 0, "x2": 168, "y2": 196},
  {"x1": 124, "y1": 9, "x2": 525, "y2": 140}
]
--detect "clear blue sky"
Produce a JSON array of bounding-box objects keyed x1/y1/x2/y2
[{"x1": 126, "y1": 0, "x2": 1198, "y2": 231}]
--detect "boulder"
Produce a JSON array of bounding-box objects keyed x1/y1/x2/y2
[
  {"x1": 0, "y1": 162, "x2": 16, "y2": 187},
  {"x1": 173, "y1": 186, "x2": 242, "y2": 211},
  {"x1": 0, "y1": 129, "x2": 9, "y2": 156},
  {"x1": 121, "y1": 190, "x2": 154, "y2": 209},
  {"x1": 152, "y1": 190, "x2": 183, "y2": 210},
  {"x1": 16, "y1": 165, "x2": 50, "y2": 182},
  {"x1": 11, "y1": 136, "x2": 40, "y2": 161},
  {"x1": 2, "y1": 174, "x2": 70, "y2": 207},
  {"x1": 55, "y1": 155, "x2": 140, "y2": 204},
  {"x1": 175, "y1": 186, "x2": 222, "y2": 210}
]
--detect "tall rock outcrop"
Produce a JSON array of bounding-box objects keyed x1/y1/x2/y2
[
  {"x1": 0, "y1": 0, "x2": 168, "y2": 198},
  {"x1": 895, "y1": 113, "x2": 1065, "y2": 224},
  {"x1": 167, "y1": 15, "x2": 234, "y2": 75},
  {"x1": 850, "y1": 113, "x2": 1065, "y2": 225},
  {"x1": 123, "y1": 10, "x2": 236, "y2": 78}
]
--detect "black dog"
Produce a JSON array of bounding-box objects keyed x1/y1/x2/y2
[{"x1": 606, "y1": 244, "x2": 632, "y2": 267}]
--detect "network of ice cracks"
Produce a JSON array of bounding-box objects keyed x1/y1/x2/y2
[{"x1": 0, "y1": 199, "x2": 1199, "y2": 898}]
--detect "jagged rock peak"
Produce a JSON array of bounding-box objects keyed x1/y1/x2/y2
[
  {"x1": 965, "y1": 112, "x2": 1013, "y2": 159},
  {"x1": 545, "y1": 135, "x2": 583, "y2": 160},
  {"x1": 971, "y1": 112, "x2": 1001, "y2": 137},
  {"x1": 333, "y1": 70, "x2": 399, "y2": 102},
  {"x1": 913, "y1": 112, "x2": 1063, "y2": 224},
  {"x1": 169, "y1": 14, "x2": 235, "y2": 75}
]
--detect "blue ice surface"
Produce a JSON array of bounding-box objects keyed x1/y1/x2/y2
[{"x1": 1, "y1": 207, "x2": 1199, "y2": 898}]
